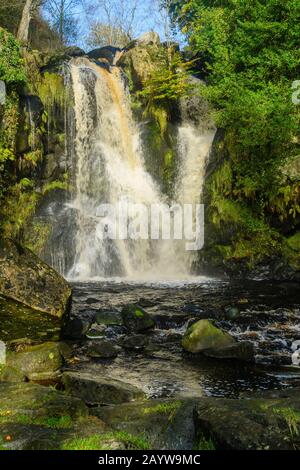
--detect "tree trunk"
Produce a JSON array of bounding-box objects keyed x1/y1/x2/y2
[{"x1": 17, "y1": 0, "x2": 34, "y2": 43}]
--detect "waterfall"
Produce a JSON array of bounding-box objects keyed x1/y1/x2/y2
[{"x1": 51, "y1": 57, "x2": 215, "y2": 281}]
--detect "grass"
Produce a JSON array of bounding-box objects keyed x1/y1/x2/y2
[
  {"x1": 195, "y1": 433, "x2": 216, "y2": 450},
  {"x1": 0, "y1": 413, "x2": 73, "y2": 429},
  {"x1": 61, "y1": 431, "x2": 151, "y2": 451},
  {"x1": 142, "y1": 401, "x2": 182, "y2": 421},
  {"x1": 273, "y1": 407, "x2": 300, "y2": 437}
]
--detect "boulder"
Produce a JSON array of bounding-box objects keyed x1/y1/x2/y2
[
  {"x1": 6, "y1": 341, "x2": 63, "y2": 381},
  {"x1": 93, "y1": 398, "x2": 196, "y2": 450},
  {"x1": 203, "y1": 341, "x2": 254, "y2": 362},
  {"x1": 62, "y1": 318, "x2": 91, "y2": 339},
  {"x1": 182, "y1": 319, "x2": 235, "y2": 353},
  {"x1": 121, "y1": 304, "x2": 155, "y2": 332},
  {"x1": 64, "y1": 46, "x2": 86, "y2": 57},
  {"x1": 87, "y1": 46, "x2": 121, "y2": 64},
  {"x1": 94, "y1": 310, "x2": 122, "y2": 326},
  {"x1": 62, "y1": 371, "x2": 145, "y2": 405},
  {"x1": 87, "y1": 340, "x2": 119, "y2": 359},
  {"x1": 194, "y1": 392, "x2": 300, "y2": 450},
  {"x1": 224, "y1": 306, "x2": 240, "y2": 320},
  {"x1": 136, "y1": 32, "x2": 160, "y2": 46},
  {"x1": 0, "y1": 364, "x2": 26, "y2": 382},
  {"x1": 0, "y1": 381, "x2": 88, "y2": 420},
  {"x1": 121, "y1": 334, "x2": 149, "y2": 350},
  {"x1": 0, "y1": 239, "x2": 71, "y2": 319}
]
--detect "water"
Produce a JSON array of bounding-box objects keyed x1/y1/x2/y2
[
  {"x1": 67, "y1": 279, "x2": 300, "y2": 399},
  {"x1": 46, "y1": 57, "x2": 215, "y2": 281}
]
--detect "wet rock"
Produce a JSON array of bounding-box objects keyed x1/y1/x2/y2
[
  {"x1": 62, "y1": 318, "x2": 91, "y2": 340},
  {"x1": 87, "y1": 340, "x2": 119, "y2": 359},
  {"x1": 224, "y1": 306, "x2": 240, "y2": 320},
  {"x1": 121, "y1": 304, "x2": 155, "y2": 332},
  {"x1": 6, "y1": 341, "x2": 63, "y2": 381},
  {"x1": 203, "y1": 341, "x2": 254, "y2": 362},
  {"x1": 93, "y1": 398, "x2": 196, "y2": 450},
  {"x1": 94, "y1": 310, "x2": 122, "y2": 326},
  {"x1": 0, "y1": 239, "x2": 71, "y2": 320},
  {"x1": 194, "y1": 393, "x2": 300, "y2": 450},
  {"x1": 62, "y1": 371, "x2": 145, "y2": 405},
  {"x1": 121, "y1": 334, "x2": 149, "y2": 351},
  {"x1": 182, "y1": 319, "x2": 235, "y2": 354},
  {"x1": 86, "y1": 326, "x2": 106, "y2": 339},
  {"x1": 64, "y1": 46, "x2": 85, "y2": 57},
  {"x1": 88, "y1": 46, "x2": 121, "y2": 64}
]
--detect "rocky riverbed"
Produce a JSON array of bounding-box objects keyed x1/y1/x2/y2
[{"x1": 1, "y1": 272, "x2": 300, "y2": 450}]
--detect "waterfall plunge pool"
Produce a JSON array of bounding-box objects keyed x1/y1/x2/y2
[{"x1": 65, "y1": 278, "x2": 300, "y2": 399}]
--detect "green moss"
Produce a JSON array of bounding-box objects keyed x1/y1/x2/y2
[
  {"x1": 24, "y1": 221, "x2": 51, "y2": 256},
  {"x1": 287, "y1": 232, "x2": 300, "y2": 252},
  {"x1": 37, "y1": 72, "x2": 66, "y2": 109},
  {"x1": 42, "y1": 179, "x2": 69, "y2": 195},
  {"x1": 135, "y1": 309, "x2": 144, "y2": 318},
  {"x1": 0, "y1": 414, "x2": 73, "y2": 429}
]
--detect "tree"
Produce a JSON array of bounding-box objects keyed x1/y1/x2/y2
[
  {"x1": 17, "y1": 0, "x2": 40, "y2": 43},
  {"x1": 86, "y1": 22, "x2": 129, "y2": 49},
  {"x1": 44, "y1": 0, "x2": 80, "y2": 43}
]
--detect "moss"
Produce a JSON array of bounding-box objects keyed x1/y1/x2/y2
[
  {"x1": 134, "y1": 308, "x2": 144, "y2": 318},
  {"x1": 24, "y1": 221, "x2": 52, "y2": 256},
  {"x1": 0, "y1": 414, "x2": 73, "y2": 429},
  {"x1": 37, "y1": 72, "x2": 66, "y2": 110},
  {"x1": 286, "y1": 232, "x2": 300, "y2": 252}
]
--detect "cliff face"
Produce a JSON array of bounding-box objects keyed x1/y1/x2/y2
[{"x1": 1, "y1": 27, "x2": 299, "y2": 280}]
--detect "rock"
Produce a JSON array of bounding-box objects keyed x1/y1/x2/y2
[
  {"x1": 62, "y1": 318, "x2": 91, "y2": 340},
  {"x1": 121, "y1": 334, "x2": 149, "y2": 350},
  {"x1": 203, "y1": 341, "x2": 254, "y2": 362},
  {"x1": 136, "y1": 32, "x2": 160, "y2": 46},
  {"x1": 0, "y1": 365, "x2": 26, "y2": 382},
  {"x1": 87, "y1": 46, "x2": 121, "y2": 64},
  {"x1": 6, "y1": 342, "x2": 63, "y2": 381},
  {"x1": 182, "y1": 319, "x2": 236, "y2": 353},
  {"x1": 93, "y1": 398, "x2": 196, "y2": 450},
  {"x1": 94, "y1": 310, "x2": 122, "y2": 326},
  {"x1": 62, "y1": 371, "x2": 145, "y2": 405},
  {"x1": 64, "y1": 46, "x2": 85, "y2": 57},
  {"x1": 194, "y1": 393, "x2": 300, "y2": 450},
  {"x1": 24, "y1": 95, "x2": 44, "y2": 127},
  {"x1": 87, "y1": 340, "x2": 119, "y2": 358},
  {"x1": 224, "y1": 306, "x2": 240, "y2": 320},
  {"x1": 0, "y1": 239, "x2": 71, "y2": 319},
  {"x1": 0, "y1": 381, "x2": 88, "y2": 420},
  {"x1": 85, "y1": 326, "x2": 106, "y2": 339},
  {"x1": 121, "y1": 304, "x2": 155, "y2": 332},
  {"x1": 0, "y1": 295, "x2": 61, "y2": 343}
]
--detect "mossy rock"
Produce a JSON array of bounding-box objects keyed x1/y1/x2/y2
[
  {"x1": 6, "y1": 341, "x2": 63, "y2": 381},
  {"x1": 121, "y1": 304, "x2": 155, "y2": 332},
  {"x1": 0, "y1": 239, "x2": 71, "y2": 319},
  {"x1": 62, "y1": 371, "x2": 145, "y2": 405},
  {"x1": 194, "y1": 392, "x2": 300, "y2": 450},
  {"x1": 182, "y1": 319, "x2": 235, "y2": 353}
]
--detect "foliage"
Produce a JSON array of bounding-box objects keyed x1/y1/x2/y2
[
  {"x1": 61, "y1": 431, "x2": 150, "y2": 450},
  {"x1": 171, "y1": 0, "x2": 300, "y2": 269},
  {"x1": 137, "y1": 48, "x2": 194, "y2": 108},
  {"x1": 0, "y1": 28, "x2": 26, "y2": 87},
  {"x1": 195, "y1": 433, "x2": 215, "y2": 450}
]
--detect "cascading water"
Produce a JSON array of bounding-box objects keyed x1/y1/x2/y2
[{"x1": 51, "y1": 57, "x2": 215, "y2": 281}]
